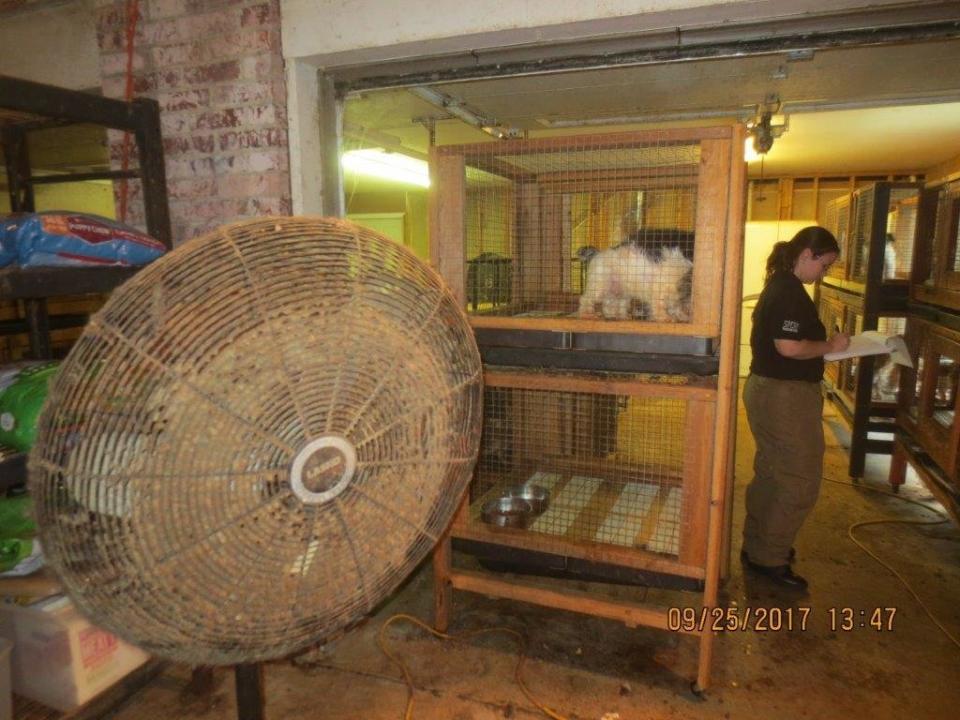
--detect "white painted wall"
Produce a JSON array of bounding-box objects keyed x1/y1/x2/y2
[
  {"x1": 739, "y1": 220, "x2": 819, "y2": 377},
  {"x1": 0, "y1": 0, "x2": 101, "y2": 90}
]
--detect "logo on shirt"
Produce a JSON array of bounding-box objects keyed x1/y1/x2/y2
[{"x1": 782, "y1": 320, "x2": 800, "y2": 333}]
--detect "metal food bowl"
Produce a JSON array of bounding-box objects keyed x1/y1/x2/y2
[
  {"x1": 505, "y1": 484, "x2": 550, "y2": 515},
  {"x1": 481, "y1": 497, "x2": 532, "y2": 529}
]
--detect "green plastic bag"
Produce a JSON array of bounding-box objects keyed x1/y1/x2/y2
[
  {"x1": 0, "y1": 362, "x2": 58, "y2": 452},
  {"x1": 0, "y1": 494, "x2": 38, "y2": 574}
]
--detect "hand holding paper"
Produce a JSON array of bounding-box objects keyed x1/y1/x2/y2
[{"x1": 824, "y1": 331, "x2": 913, "y2": 367}]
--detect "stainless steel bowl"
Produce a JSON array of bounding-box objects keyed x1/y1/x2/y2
[
  {"x1": 505, "y1": 484, "x2": 550, "y2": 515},
  {"x1": 481, "y1": 497, "x2": 532, "y2": 529}
]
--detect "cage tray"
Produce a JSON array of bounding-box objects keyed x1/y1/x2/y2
[
  {"x1": 470, "y1": 471, "x2": 682, "y2": 557},
  {"x1": 475, "y1": 328, "x2": 719, "y2": 374},
  {"x1": 453, "y1": 538, "x2": 703, "y2": 591}
]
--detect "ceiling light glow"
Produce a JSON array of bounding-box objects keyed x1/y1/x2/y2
[{"x1": 341, "y1": 149, "x2": 430, "y2": 187}]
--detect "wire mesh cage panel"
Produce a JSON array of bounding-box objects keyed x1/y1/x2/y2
[
  {"x1": 817, "y1": 287, "x2": 847, "y2": 389},
  {"x1": 848, "y1": 182, "x2": 924, "y2": 285},
  {"x1": 871, "y1": 316, "x2": 908, "y2": 404},
  {"x1": 824, "y1": 194, "x2": 851, "y2": 282},
  {"x1": 913, "y1": 180, "x2": 960, "y2": 312},
  {"x1": 453, "y1": 369, "x2": 716, "y2": 578},
  {"x1": 431, "y1": 128, "x2": 739, "y2": 337},
  {"x1": 835, "y1": 312, "x2": 905, "y2": 405},
  {"x1": 898, "y1": 316, "x2": 929, "y2": 435}
]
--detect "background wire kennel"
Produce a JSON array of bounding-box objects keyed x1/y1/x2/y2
[{"x1": 430, "y1": 126, "x2": 746, "y2": 692}]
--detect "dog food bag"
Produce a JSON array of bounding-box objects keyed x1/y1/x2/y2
[
  {"x1": 0, "y1": 214, "x2": 26, "y2": 267},
  {"x1": 7, "y1": 212, "x2": 166, "y2": 268},
  {"x1": 0, "y1": 362, "x2": 59, "y2": 452}
]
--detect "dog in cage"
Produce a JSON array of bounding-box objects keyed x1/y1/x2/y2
[
  {"x1": 872, "y1": 356, "x2": 900, "y2": 402},
  {"x1": 577, "y1": 228, "x2": 694, "y2": 322}
]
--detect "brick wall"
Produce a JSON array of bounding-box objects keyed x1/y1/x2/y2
[{"x1": 95, "y1": 0, "x2": 290, "y2": 245}]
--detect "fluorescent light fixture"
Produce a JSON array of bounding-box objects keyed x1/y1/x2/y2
[{"x1": 341, "y1": 148, "x2": 430, "y2": 187}]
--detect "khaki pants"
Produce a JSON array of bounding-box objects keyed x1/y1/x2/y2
[{"x1": 742, "y1": 374, "x2": 825, "y2": 566}]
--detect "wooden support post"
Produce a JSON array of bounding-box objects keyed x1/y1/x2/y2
[
  {"x1": 696, "y1": 123, "x2": 746, "y2": 694},
  {"x1": 429, "y1": 151, "x2": 466, "y2": 305},
  {"x1": 25, "y1": 298, "x2": 51, "y2": 360},
  {"x1": 889, "y1": 436, "x2": 908, "y2": 491},
  {"x1": 778, "y1": 177, "x2": 794, "y2": 220},
  {"x1": 849, "y1": 184, "x2": 892, "y2": 479},
  {"x1": 2, "y1": 126, "x2": 35, "y2": 212}
]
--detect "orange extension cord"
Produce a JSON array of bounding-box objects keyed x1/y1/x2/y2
[
  {"x1": 824, "y1": 477, "x2": 960, "y2": 649},
  {"x1": 377, "y1": 613, "x2": 569, "y2": 720}
]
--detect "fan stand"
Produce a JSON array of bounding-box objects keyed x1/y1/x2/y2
[{"x1": 235, "y1": 664, "x2": 265, "y2": 720}]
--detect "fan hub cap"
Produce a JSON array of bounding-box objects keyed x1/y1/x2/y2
[{"x1": 290, "y1": 436, "x2": 357, "y2": 504}]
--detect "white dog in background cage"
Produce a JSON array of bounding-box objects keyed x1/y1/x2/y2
[{"x1": 578, "y1": 243, "x2": 693, "y2": 322}]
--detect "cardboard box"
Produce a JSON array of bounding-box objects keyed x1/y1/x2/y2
[{"x1": 0, "y1": 595, "x2": 149, "y2": 711}]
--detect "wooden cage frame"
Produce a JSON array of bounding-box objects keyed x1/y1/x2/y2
[
  {"x1": 912, "y1": 179, "x2": 960, "y2": 312},
  {"x1": 457, "y1": 369, "x2": 718, "y2": 577},
  {"x1": 429, "y1": 127, "x2": 736, "y2": 338},
  {"x1": 891, "y1": 316, "x2": 960, "y2": 524},
  {"x1": 823, "y1": 193, "x2": 853, "y2": 282},
  {"x1": 817, "y1": 284, "x2": 907, "y2": 478},
  {"x1": 821, "y1": 181, "x2": 928, "y2": 295},
  {"x1": 430, "y1": 125, "x2": 746, "y2": 692}
]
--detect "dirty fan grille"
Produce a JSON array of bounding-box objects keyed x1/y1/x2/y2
[{"x1": 29, "y1": 217, "x2": 484, "y2": 665}]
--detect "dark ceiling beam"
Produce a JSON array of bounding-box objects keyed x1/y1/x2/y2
[{"x1": 336, "y1": 4, "x2": 960, "y2": 93}]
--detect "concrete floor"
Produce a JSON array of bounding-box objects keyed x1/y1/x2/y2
[{"x1": 108, "y1": 397, "x2": 960, "y2": 720}]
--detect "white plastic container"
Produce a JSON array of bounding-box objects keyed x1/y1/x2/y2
[
  {"x1": 0, "y1": 636, "x2": 12, "y2": 720},
  {"x1": 0, "y1": 595, "x2": 148, "y2": 712}
]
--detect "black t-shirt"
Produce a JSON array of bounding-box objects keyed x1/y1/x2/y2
[{"x1": 750, "y1": 270, "x2": 826, "y2": 382}]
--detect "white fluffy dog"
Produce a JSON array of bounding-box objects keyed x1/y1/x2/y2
[{"x1": 578, "y1": 244, "x2": 693, "y2": 322}]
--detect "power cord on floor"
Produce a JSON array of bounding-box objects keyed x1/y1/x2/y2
[
  {"x1": 377, "y1": 612, "x2": 569, "y2": 720},
  {"x1": 824, "y1": 477, "x2": 960, "y2": 649}
]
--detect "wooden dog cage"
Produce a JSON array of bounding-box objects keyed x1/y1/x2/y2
[
  {"x1": 817, "y1": 285, "x2": 906, "y2": 478},
  {"x1": 823, "y1": 181, "x2": 929, "y2": 292},
  {"x1": 890, "y1": 178, "x2": 960, "y2": 524},
  {"x1": 912, "y1": 178, "x2": 960, "y2": 313},
  {"x1": 890, "y1": 314, "x2": 960, "y2": 524},
  {"x1": 818, "y1": 181, "x2": 931, "y2": 478},
  {"x1": 430, "y1": 126, "x2": 746, "y2": 692}
]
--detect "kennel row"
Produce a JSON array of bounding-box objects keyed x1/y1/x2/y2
[
  {"x1": 891, "y1": 314, "x2": 960, "y2": 524},
  {"x1": 821, "y1": 180, "x2": 927, "y2": 294}
]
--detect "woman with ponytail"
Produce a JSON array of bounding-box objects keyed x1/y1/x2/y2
[{"x1": 742, "y1": 226, "x2": 850, "y2": 590}]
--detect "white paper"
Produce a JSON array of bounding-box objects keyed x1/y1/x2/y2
[{"x1": 824, "y1": 331, "x2": 913, "y2": 368}]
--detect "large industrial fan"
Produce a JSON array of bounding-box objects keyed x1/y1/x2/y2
[{"x1": 29, "y1": 217, "x2": 484, "y2": 666}]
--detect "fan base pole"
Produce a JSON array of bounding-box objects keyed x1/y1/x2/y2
[{"x1": 235, "y1": 664, "x2": 265, "y2": 720}]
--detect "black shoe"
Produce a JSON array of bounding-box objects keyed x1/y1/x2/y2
[
  {"x1": 740, "y1": 548, "x2": 796, "y2": 564},
  {"x1": 743, "y1": 559, "x2": 808, "y2": 589}
]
